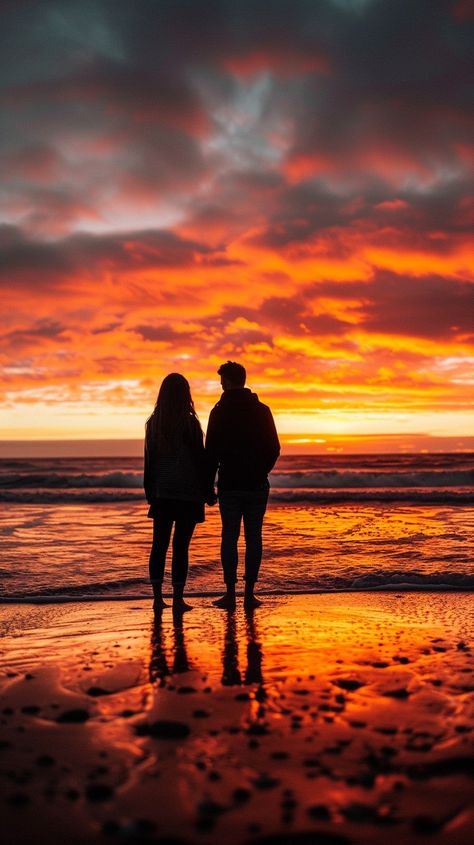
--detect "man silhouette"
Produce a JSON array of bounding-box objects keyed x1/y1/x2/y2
[{"x1": 206, "y1": 361, "x2": 280, "y2": 608}]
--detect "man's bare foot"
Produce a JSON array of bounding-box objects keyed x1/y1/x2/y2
[
  {"x1": 153, "y1": 598, "x2": 169, "y2": 612},
  {"x1": 244, "y1": 594, "x2": 262, "y2": 608},
  {"x1": 213, "y1": 593, "x2": 236, "y2": 609},
  {"x1": 172, "y1": 599, "x2": 193, "y2": 613}
]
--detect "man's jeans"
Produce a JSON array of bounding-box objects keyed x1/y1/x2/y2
[{"x1": 218, "y1": 488, "x2": 269, "y2": 585}]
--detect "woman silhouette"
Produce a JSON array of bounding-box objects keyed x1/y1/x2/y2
[{"x1": 144, "y1": 374, "x2": 213, "y2": 612}]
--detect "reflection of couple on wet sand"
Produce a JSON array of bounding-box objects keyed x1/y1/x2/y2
[
  {"x1": 149, "y1": 608, "x2": 263, "y2": 689},
  {"x1": 144, "y1": 361, "x2": 280, "y2": 613}
]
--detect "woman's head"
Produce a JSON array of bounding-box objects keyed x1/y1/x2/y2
[
  {"x1": 156, "y1": 372, "x2": 192, "y2": 409},
  {"x1": 147, "y1": 373, "x2": 200, "y2": 451}
]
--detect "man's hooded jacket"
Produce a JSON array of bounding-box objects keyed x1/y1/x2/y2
[{"x1": 206, "y1": 388, "x2": 280, "y2": 492}]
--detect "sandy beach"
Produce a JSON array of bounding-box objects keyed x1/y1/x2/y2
[{"x1": 1, "y1": 593, "x2": 473, "y2": 845}]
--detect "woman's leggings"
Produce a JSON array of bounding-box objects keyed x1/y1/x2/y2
[{"x1": 149, "y1": 517, "x2": 196, "y2": 585}]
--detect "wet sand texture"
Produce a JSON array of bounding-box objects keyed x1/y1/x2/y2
[{"x1": 1, "y1": 593, "x2": 473, "y2": 844}]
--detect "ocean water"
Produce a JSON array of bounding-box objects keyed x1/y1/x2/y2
[{"x1": 1, "y1": 453, "x2": 473, "y2": 600}]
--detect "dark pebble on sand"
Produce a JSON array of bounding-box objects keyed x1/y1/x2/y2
[
  {"x1": 85, "y1": 783, "x2": 114, "y2": 802},
  {"x1": 86, "y1": 686, "x2": 111, "y2": 697},
  {"x1": 282, "y1": 797, "x2": 298, "y2": 811},
  {"x1": 335, "y1": 679, "x2": 364, "y2": 692},
  {"x1": 341, "y1": 802, "x2": 380, "y2": 823},
  {"x1": 233, "y1": 787, "x2": 252, "y2": 804},
  {"x1": 457, "y1": 641, "x2": 469, "y2": 651},
  {"x1": 303, "y1": 758, "x2": 320, "y2": 768},
  {"x1": 247, "y1": 723, "x2": 268, "y2": 735},
  {"x1": 177, "y1": 686, "x2": 196, "y2": 694},
  {"x1": 372, "y1": 662, "x2": 389, "y2": 668},
  {"x1": 383, "y1": 688, "x2": 410, "y2": 699},
  {"x1": 57, "y1": 709, "x2": 90, "y2": 723},
  {"x1": 135, "y1": 720, "x2": 190, "y2": 739},
  {"x1": 307, "y1": 804, "x2": 331, "y2": 821},
  {"x1": 193, "y1": 709, "x2": 210, "y2": 718},
  {"x1": 407, "y1": 756, "x2": 474, "y2": 779},
  {"x1": 252, "y1": 774, "x2": 280, "y2": 790},
  {"x1": 197, "y1": 799, "x2": 225, "y2": 816},
  {"x1": 412, "y1": 815, "x2": 442, "y2": 834}
]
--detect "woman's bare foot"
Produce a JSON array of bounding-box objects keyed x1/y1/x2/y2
[
  {"x1": 152, "y1": 583, "x2": 168, "y2": 612},
  {"x1": 213, "y1": 593, "x2": 236, "y2": 609}
]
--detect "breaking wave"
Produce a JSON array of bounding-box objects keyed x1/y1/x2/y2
[
  {"x1": 2, "y1": 467, "x2": 474, "y2": 491},
  {"x1": 1, "y1": 487, "x2": 473, "y2": 504},
  {"x1": 2, "y1": 569, "x2": 473, "y2": 603}
]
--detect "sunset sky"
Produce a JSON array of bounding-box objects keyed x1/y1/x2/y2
[{"x1": 1, "y1": 0, "x2": 473, "y2": 451}]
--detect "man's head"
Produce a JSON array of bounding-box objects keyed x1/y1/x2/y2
[{"x1": 217, "y1": 360, "x2": 246, "y2": 391}]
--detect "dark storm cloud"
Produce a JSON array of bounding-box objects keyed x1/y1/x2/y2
[
  {"x1": 3, "y1": 319, "x2": 68, "y2": 346},
  {"x1": 259, "y1": 295, "x2": 352, "y2": 336},
  {"x1": 358, "y1": 272, "x2": 474, "y2": 339},
  {"x1": 314, "y1": 272, "x2": 474, "y2": 340},
  {"x1": 199, "y1": 297, "x2": 350, "y2": 342},
  {"x1": 278, "y1": 1, "x2": 473, "y2": 177},
  {"x1": 1, "y1": 0, "x2": 472, "y2": 232},
  {"x1": 133, "y1": 324, "x2": 185, "y2": 342},
  {"x1": 0, "y1": 224, "x2": 212, "y2": 289}
]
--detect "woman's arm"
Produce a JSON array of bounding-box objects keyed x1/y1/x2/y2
[{"x1": 143, "y1": 435, "x2": 151, "y2": 502}]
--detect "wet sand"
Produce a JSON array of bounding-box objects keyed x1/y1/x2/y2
[{"x1": 1, "y1": 593, "x2": 473, "y2": 844}]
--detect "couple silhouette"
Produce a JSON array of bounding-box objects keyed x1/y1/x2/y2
[{"x1": 144, "y1": 361, "x2": 280, "y2": 613}]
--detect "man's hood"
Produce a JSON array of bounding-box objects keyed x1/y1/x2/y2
[{"x1": 217, "y1": 387, "x2": 259, "y2": 405}]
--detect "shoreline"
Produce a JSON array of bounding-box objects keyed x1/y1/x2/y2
[
  {"x1": 1, "y1": 585, "x2": 474, "y2": 605},
  {"x1": 1, "y1": 593, "x2": 473, "y2": 844}
]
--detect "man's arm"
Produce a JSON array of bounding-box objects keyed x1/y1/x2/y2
[
  {"x1": 262, "y1": 406, "x2": 280, "y2": 474},
  {"x1": 205, "y1": 406, "x2": 221, "y2": 490}
]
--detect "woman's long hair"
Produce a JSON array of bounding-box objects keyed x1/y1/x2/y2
[{"x1": 146, "y1": 373, "x2": 202, "y2": 454}]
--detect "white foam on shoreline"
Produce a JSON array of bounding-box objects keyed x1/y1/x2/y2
[{"x1": 1, "y1": 584, "x2": 473, "y2": 604}]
